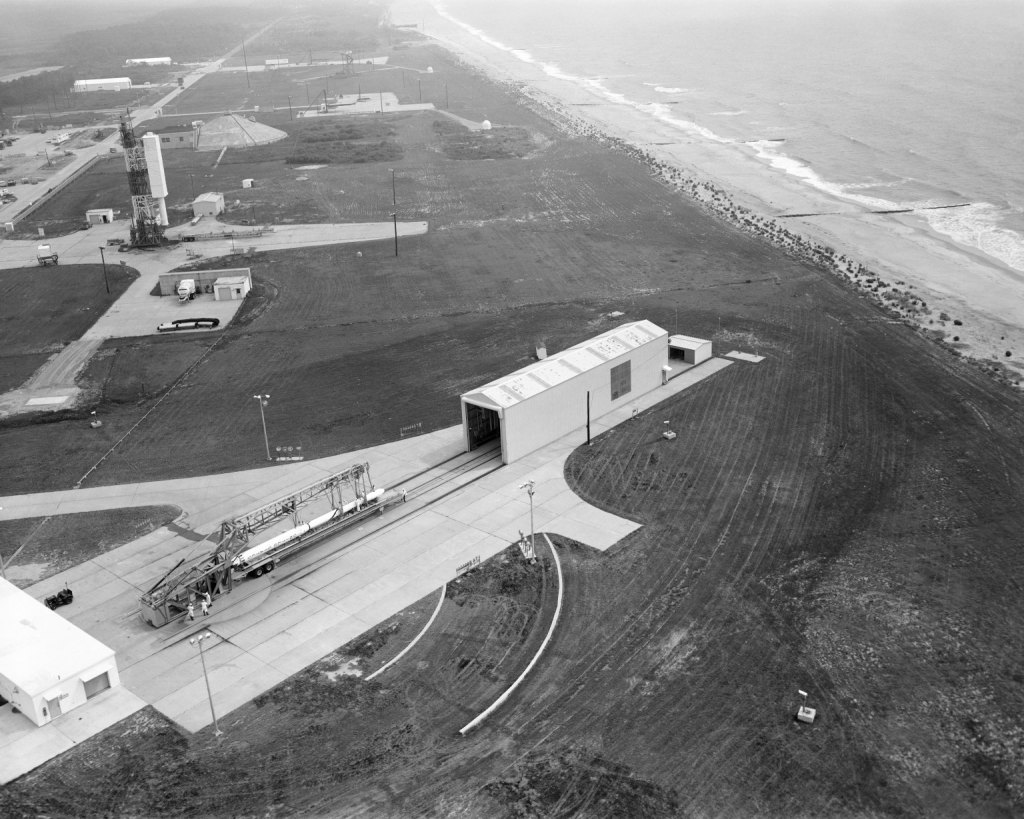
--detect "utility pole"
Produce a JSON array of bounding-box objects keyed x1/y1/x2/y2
[
  {"x1": 253, "y1": 394, "x2": 271, "y2": 460},
  {"x1": 241, "y1": 39, "x2": 250, "y2": 89},
  {"x1": 388, "y1": 168, "x2": 396, "y2": 206},
  {"x1": 189, "y1": 632, "x2": 223, "y2": 737},
  {"x1": 390, "y1": 212, "x2": 398, "y2": 257},
  {"x1": 287, "y1": 96, "x2": 292, "y2": 120},
  {"x1": 98, "y1": 246, "x2": 110, "y2": 294},
  {"x1": 519, "y1": 481, "x2": 536, "y2": 555}
]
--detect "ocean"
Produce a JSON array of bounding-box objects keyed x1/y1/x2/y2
[{"x1": 404, "y1": 0, "x2": 1024, "y2": 277}]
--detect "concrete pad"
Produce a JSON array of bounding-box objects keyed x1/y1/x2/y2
[{"x1": 725, "y1": 350, "x2": 766, "y2": 363}]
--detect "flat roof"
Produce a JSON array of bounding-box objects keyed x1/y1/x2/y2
[
  {"x1": 75, "y1": 77, "x2": 131, "y2": 84},
  {"x1": 668, "y1": 334, "x2": 711, "y2": 350},
  {"x1": 0, "y1": 578, "x2": 115, "y2": 697},
  {"x1": 192, "y1": 192, "x2": 224, "y2": 204},
  {"x1": 214, "y1": 276, "x2": 249, "y2": 285},
  {"x1": 463, "y1": 319, "x2": 667, "y2": 410}
]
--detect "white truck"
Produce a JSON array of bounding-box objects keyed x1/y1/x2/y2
[
  {"x1": 36, "y1": 245, "x2": 59, "y2": 266},
  {"x1": 176, "y1": 278, "x2": 196, "y2": 302}
]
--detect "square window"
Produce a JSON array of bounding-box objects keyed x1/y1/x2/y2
[{"x1": 610, "y1": 361, "x2": 631, "y2": 401}]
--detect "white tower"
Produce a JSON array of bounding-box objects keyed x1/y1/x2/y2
[{"x1": 141, "y1": 132, "x2": 169, "y2": 226}]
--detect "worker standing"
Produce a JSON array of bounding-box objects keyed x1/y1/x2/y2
[
  {"x1": 201, "y1": 598, "x2": 209, "y2": 617},
  {"x1": 187, "y1": 601, "x2": 195, "y2": 621}
]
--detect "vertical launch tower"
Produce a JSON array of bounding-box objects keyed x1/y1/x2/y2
[{"x1": 119, "y1": 116, "x2": 169, "y2": 247}]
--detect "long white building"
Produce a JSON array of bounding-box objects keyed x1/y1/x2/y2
[
  {"x1": 73, "y1": 77, "x2": 132, "y2": 92},
  {"x1": 461, "y1": 320, "x2": 670, "y2": 464},
  {"x1": 126, "y1": 57, "x2": 172, "y2": 66}
]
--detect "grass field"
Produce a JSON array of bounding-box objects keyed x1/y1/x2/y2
[
  {"x1": 1, "y1": 20, "x2": 1023, "y2": 819},
  {"x1": 0, "y1": 506, "x2": 179, "y2": 587},
  {"x1": 0, "y1": 262, "x2": 139, "y2": 391}
]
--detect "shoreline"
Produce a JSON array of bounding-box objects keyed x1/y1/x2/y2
[{"x1": 395, "y1": 1, "x2": 1024, "y2": 388}]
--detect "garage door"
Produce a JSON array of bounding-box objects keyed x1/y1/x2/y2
[{"x1": 83, "y1": 671, "x2": 111, "y2": 699}]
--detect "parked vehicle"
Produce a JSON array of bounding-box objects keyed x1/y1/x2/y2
[
  {"x1": 36, "y1": 245, "x2": 58, "y2": 266},
  {"x1": 44, "y1": 587, "x2": 73, "y2": 609}
]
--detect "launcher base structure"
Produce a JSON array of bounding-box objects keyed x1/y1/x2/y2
[
  {"x1": 119, "y1": 115, "x2": 167, "y2": 248},
  {"x1": 139, "y1": 463, "x2": 404, "y2": 627}
]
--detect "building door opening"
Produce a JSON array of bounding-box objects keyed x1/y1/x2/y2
[
  {"x1": 466, "y1": 403, "x2": 500, "y2": 451},
  {"x1": 83, "y1": 672, "x2": 111, "y2": 699},
  {"x1": 46, "y1": 696, "x2": 62, "y2": 718}
]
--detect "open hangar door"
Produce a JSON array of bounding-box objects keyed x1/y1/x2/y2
[{"x1": 465, "y1": 401, "x2": 501, "y2": 453}]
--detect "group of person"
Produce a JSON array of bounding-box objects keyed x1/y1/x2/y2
[{"x1": 186, "y1": 590, "x2": 213, "y2": 621}]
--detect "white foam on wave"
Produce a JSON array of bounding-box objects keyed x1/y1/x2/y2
[
  {"x1": 748, "y1": 139, "x2": 911, "y2": 212},
  {"x1": 925, "y1": 203, "x2": 1024, "y2": 272},
  {"x1": 654, "y1": 86, "x2": 687, "y2": 94},
  {"x1": 709, "y1": 110, "x2": 746, "y2": 116},
  {"x1": 433, "y1": 1, "x2": 729, "y2": 144}
]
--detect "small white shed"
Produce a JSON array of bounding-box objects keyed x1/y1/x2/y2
[
  {"x1": 241, "y1": 178, "x2": 254, "y2": 188},
  {"x1": 0, "y1": 578, "x2": 121, "y2": 727},
  {"x1": 85, "y1": 208, "x2": 115, "y2": 225},
  {"x1": 668, "y1": 334, "x2": 713, "y2": 365},
  {"x1": 214, "y1": 274, "x2": 251, "y2": 301},
  {"x1": 191, "y1": 192, "x2": 225, "y2": 218}
]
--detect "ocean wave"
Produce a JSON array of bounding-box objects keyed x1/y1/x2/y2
[
  {"x1": 433, "y1": 2, "x2": 730, "y2": 144},
  {"x1": 654, "y1": 86, "x2": 687, "y2": 94},
  {"x1": 925, "y1": 203, "x2": 1024, "y2": 272},
  {"x1": 747, "y1": 139, "x2": 910, "y2": 212},
  {"x1": 709, "y1": 110, "x2": 747, "y2": 116}
]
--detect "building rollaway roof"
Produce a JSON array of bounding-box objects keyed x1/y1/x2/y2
[{"x1": 463, "y1": 319, "x2": 666, "y2": 410}]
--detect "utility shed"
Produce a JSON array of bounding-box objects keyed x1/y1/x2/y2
[
  {"x1": 191, "y1": 192, "x2": 225, "y2": 218},
  {"x1": 461, "y1": 320, "x2": 669, "y2": 464},
  {"x1": 85, "y1": 208, "x2": 114, "y2": 225},
  {"x1": 0, "y1": 578, "x2": 120, "y2": 727},
  {"x1": 668, "y1": 334, "x2": 713, "y2": 365},
  {"x1": 158, "y1": 267, "x2": 250, "y2": 296},
  {"x1": 214, "y1": 275, "x2": 251, "y2": 301}
]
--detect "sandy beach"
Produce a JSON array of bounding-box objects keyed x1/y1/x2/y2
[{"x1": 395, "y1": 0, "x2": 1024, "y2": 386}]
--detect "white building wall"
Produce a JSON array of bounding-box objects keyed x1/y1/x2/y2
[
  {"x1": 467, "y1": 337, "x2": 667, "y2": 465},
  {"x1": 32, "y1": 655, "x2": 119, "y2": 726}
]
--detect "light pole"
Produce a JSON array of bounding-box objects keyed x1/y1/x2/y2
[
  {"x1": 187, "y1": 172, "x2": 196, "y2": 200},
  {"x1": 390, "y1": 211, "x2": 398, "y2": 257},
  {"x1": 253, "y1": 393, "x2": 271, "y2": 460},
  {"x1": 98, "y1": 246, "x2": 110, "y2": 294},
  {"x1": 287, "y1": 95, "x2": 293, "y2": 120},
  {"x1": 189, "y1": 632, "x2": 222, "y2": 737},
  {"x1": 388, "y1": 168, "x2": 396, "y2": 207},
  {"x1": 519, "y1": 480, "x2": 535, "y2": 555}
]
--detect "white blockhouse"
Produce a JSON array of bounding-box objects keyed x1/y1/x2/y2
[
  {"x1": 0, "y1": 578, "x2": 120, "y2": 727},
  {"x1": 668, "y1": 334, "x2": 713, "y2": 365}
]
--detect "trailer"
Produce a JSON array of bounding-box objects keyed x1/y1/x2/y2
[
  {"x1": 36, "y1": 245, "x2": 58, "y2": 266},
  {"x1": 138, "y1": 463, "x2": 405, "y2": 627}
]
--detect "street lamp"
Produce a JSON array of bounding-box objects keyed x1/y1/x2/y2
[
  {"x1": 390, "y1": 212, "x2": 398, "y2": 257},
  {"x1": 520, "y1": 483, "x2": 536, "y2": 552},
  {"x1": 98, "y1": 246, "x2": 110, "y2": 294},
  {"x1": 189, "y1": 632, "x2": 223, "y2": 737},
  {"x1": 253, "y1": 394, "x2": 271, "y2": 460}
]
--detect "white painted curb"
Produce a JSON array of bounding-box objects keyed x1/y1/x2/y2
[
  {"x1": 458, "y1": 533, "x2": 563, "y2": 735},
  {"x1": 366, "y1": 583, "x2": 446, "y2": 681}
]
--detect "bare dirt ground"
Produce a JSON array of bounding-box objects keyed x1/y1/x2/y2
[{"x1": 1, "y1": 23, "x2": 1023, "y2": 819}]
